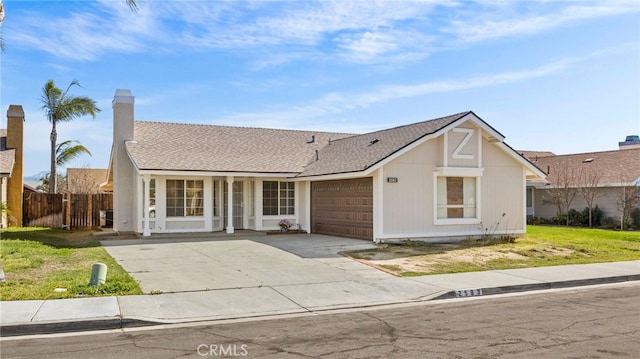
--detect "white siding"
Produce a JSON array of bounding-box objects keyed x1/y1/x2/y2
[
  {"x1": 297, "y1": 181, "x2": 310, "y2": 232},
  {"x1": 380, "y1": 126, "x2": 526, "y2": 240},
  {"x1": 481, "y1": 140, "x2": 526, "y2": 232}
]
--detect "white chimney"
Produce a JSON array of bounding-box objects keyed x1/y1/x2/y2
[{"x1": 112, "y1": 89, "x2": 135, "y2": 232}]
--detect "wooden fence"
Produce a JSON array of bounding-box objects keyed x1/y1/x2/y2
[{"x1": 23, "y1": 192, "x2": 113, "y2": 230}]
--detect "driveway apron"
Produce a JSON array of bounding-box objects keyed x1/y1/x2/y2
[{"x1": 101, "y1": 234, "x2": 384, "y2": 294}]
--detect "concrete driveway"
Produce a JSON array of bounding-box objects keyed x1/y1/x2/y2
[{"x1": 101, "y1": 232, "x2": 388, "y2": 294}]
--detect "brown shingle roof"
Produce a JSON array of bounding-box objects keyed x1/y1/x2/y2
[
  {"x1": 518, "y1": 150, "x2": 556, "y2": 162},
  {"x1": 530, "y1": 148, "x2": 640, "y2": 186},
  {"x1": 298, "y1": 112, "x2": 471, "y2": 177},
  {"x1": 126, "y1": 122, "x2": 353, "y2": 173}
]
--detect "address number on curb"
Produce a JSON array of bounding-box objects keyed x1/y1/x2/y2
[{"x1": 455, "y1": 289, "x2": 483, "y2": 297}]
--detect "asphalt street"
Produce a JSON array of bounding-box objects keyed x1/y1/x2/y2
[{"x1": 2, "y1": 283, "x2": 639, "y2": 358}]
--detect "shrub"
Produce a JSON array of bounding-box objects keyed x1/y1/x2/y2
[
  {"x1": 568, "y1": 209, "x2": 583, "y2": 226},
  {"x1": 631, "y1": 207, "x2": 640, "y2": 229},
  {"x1": 602, "y1": 217, "x2": 620, "y2": 229}
]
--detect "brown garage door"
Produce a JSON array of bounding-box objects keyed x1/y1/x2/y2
[{"x1": 311, "y1": 178, "x2": 373, "y2": 240}]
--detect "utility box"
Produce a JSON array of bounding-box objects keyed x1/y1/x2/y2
[
  {"x1": 89, "y1": 262, "x2": 107, "y2": 286},
  {"x1": 99, "y1": 210, "x2": 113, "y2": 228}
]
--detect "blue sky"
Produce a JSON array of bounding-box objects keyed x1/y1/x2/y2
[{"x1": 1, "y1": 0, "x2": 639, "y2": 178}]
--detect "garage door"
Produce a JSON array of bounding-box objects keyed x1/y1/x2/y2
[{"x1": 311, "y1": 178, "x2": 373, "y2": 240}]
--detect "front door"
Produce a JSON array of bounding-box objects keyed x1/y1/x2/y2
[{"x1": 224, "y1": 181, "x2": 244, "y2": 229}]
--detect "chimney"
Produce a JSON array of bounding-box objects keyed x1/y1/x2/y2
[
  {"x1": 619, "y1": 135, "x2": 640, "y2": 150},
  {"x1": 6, "y1": 105, "x2": 24, "y2": 226},
  {"x1": 112, "y1": 89, "x2": 135, "y2": 232}
]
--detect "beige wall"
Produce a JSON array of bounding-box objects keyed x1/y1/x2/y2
[
  {"x1": 379, "y1": 121, "x2": 526, "y2": 241},
  {"x1": 481, "y1": 138, "x2": 526, "y2": 231}
]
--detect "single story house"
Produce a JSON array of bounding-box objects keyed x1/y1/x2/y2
[
  {"x1": 106, "y1": 89, "x2": 545, "y2": 241},
  {"x1": 522, "y1": 146, "x2": 640, "y2": 223}
]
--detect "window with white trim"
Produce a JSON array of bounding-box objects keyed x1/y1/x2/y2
[
  {"x1": 437, "y1": 177, "x2": 476, "y2": 219},
  {"x1": 263, "y1": 181, "x2": 295, "y2": 215},
  {"x1": 166, "y1": 179, "x2": 204, "y2": 217}
]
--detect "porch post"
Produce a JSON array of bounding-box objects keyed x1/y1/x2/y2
[
  {"x1": 226, "y1": 176, "x2": 234, "y2": 234},
  {"x1": 373, "y1": 168, "x2": 384, "y2": 243},
  {"x1": 142, "y1": 174, "x2": 151, "y2": 237}
]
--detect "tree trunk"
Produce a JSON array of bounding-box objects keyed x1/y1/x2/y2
[{"x1": 49, "y1": 120, "x2": 57, "y2": 194}]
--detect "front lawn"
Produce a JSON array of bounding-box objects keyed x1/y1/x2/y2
[
  {"x1": 0, "y1": 227, "x2": 142, "y2": 301},
  {"x1": 344, "y1": 226, "x2": 640, "y2": 276}
]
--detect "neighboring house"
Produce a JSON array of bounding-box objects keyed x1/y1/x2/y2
[
  {"x1": 105, "y1": 89, "x2": 545, "y2": 241},
  {"x1": 66, "y1": 168, "x2": 109, "y2": 194},
  {"x1": 0, "y1": 129, "x2": 15, "y2": 228},
  {"x1": 0, "y1": 106, "x2": 25, "y2": 228},
  {"x1": 524, "y1": 145, "x2": 640, "y2": 222}
]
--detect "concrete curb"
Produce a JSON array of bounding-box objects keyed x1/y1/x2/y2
[
  {"x1": 430, "y1": 274, "x2": 640, "y2": 300},
  {"x1": 1, "y1": 317, "x2": 160, "y2": 337},
  {"x1": 2, "y1": 275, "x2": 638, "y2": 337}
]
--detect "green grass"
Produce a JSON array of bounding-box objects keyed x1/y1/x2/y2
[
  {"x1": 1, "y1": 227, "x2": 142, "y2": 301},
  {"x1": 346, "y1": 226, "x2": 640, "y2": 276}
]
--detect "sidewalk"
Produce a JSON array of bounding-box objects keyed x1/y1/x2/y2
[{"x1": 1, "y1": 260, "x2": 638, "y2": 337}]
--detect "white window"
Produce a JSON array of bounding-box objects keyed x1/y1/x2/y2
[
  {"x1": 434, "y1": 167, "x2": 482, "y2": 224},
  {"x1": 167, "y1": 179, "x2": 204, "y2": 217},
  {"x1": 263, "y1": 181, "x2": 295, "y2": 215},
  {"x1": 437, "y1": 177, "x2": 476, "y2": 219}
]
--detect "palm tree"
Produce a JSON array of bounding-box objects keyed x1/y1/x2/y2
[
  {"x1": 36, "y1": 141, "x2": 91, "y2": 193},
  {"x1": 40, "y1": 80, "x2": 100, "y2": 193},
  {"x1": 127, "y1": 0, "x2": 139, "y2": 12},
  {"x1": 56, "y1": 140, "x2": 92, "y2": 166}
]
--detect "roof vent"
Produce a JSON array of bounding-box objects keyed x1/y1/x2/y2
[
  {"x1": 307, "y1": 135, "x2": 316, "y2": 144},
  {"x1": 582, "y1": 158, "x2": 594, "y2": 163},
  {"x1": 369, "y1": 139, "x2": 379, "y2": 146}
]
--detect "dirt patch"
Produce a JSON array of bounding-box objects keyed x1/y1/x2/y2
[
  {"x1": 375, "y1": 248, "x2": 529, "y2": 273},
  {"x1": 345, "y1": 240, "x2": 577, "y2": 275}
]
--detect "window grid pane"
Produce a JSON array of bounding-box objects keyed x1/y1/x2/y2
[
  {"x1": 185, "y1": 180, "x2": 204, "y2": 216},
  {"x1": 263, "y1": 181, "x2": 278, "y2": 215},
  {"x1": 166, "y1": 180, "x2": 185, "y2": 217},
  {"x1": 437, "y1": 176, "x2": 476, "y2": 219}
]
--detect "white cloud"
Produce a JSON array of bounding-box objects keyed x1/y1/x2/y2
[
  {"x1": 7, "y1": 0, "x2": 637, "y2": 67},
  {"x1": 214, "y1": 55, "x2": 583, "y2": 131},
  {"x1": 444, "y1": 1, "x2": 639, "y2": 43},
  {"x1": 7, "y1": 0, "x2": 437, "y2": 65},
  {"x1": 7, "y1": 0, "x2": 163, "y2": 60}
]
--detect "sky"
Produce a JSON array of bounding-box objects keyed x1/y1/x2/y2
[{"x1": 1, "y1": 0, "x2": 639, "y2": 178}]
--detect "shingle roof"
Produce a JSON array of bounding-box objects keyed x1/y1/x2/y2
[
  {"x1": 124, "y1": 111, "x2": 530, "y2": 178},
  {"x1": 518, "y1": 150, "x2": 556, "y2": 162},
  {"x1": 126, "y1": 122, "x2": 353, "y2": 173},
  {"x1": 0, "y1": 129, "x2": 15, "y2": 176},
  {"x1": 529, "y1": 148, "x2": 640, "y2": 186},
  {"x1": 297, "y1": 112, "x2": 471, "y2": 177}
]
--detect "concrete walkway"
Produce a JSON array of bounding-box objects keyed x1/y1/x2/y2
[{"x1": 1, "y1": 232, "x2": 638, "y2": 336}]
